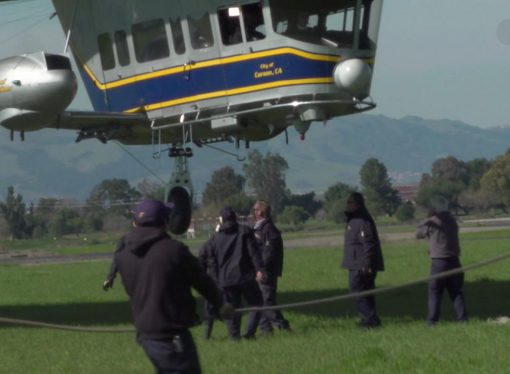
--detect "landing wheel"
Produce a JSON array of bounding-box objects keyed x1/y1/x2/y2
[
  {"x1": 165, "y1": 147, "x2": 194, "y2": 235},
  {"x1": 166, "y1": 186, "x2": 192, "y2": 235}
]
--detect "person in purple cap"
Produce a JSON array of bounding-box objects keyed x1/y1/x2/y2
[
  {"x1": 113, "y1": 199, "x2": 231, "y2": 373},
  {"x1": 199, "y1": 206, "x2": 266, "y2": 340}
]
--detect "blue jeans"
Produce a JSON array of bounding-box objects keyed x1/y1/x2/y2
[{"x1": 139, "y1": 330, "x2": 201, "y2": 374}]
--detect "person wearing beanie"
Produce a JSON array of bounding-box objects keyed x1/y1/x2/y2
[
  {"x1": 416, "y1": 195, "x2": 468, "y2": 325},
  {"x1": 342, "y1": 192, "x2": 384, "y2": 329},
  {"x1": 199, "y1": 206, "x2": 266, "y2": 340}
]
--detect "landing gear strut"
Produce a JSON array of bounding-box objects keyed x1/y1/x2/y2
[
  {"x1": 165, "y1": 146, "x2": 194, "y2": 235},
  {"x1": 9, "y1": 130, "x2": 24, "y2": 141}
]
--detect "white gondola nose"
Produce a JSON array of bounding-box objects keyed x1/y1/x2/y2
[{"x1": 333, "y1": 58, "x2": 372, "y2": 100}]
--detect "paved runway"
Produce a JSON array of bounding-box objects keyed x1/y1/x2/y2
[{"x1": 1, "y1": 225, "x2": 508, "y2": 266}]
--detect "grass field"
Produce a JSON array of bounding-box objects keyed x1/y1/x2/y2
[{"x1": 1, "y1": 229, "x2": 510, "y2": 373}]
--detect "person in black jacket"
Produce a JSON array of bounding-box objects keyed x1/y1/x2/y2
[
  {"x1": 342, "y1": 192, "x2": 384, "y2": 328},
  {"x1": 115, "y1": 199, "x2": 229, "y2": 373},
  {"x1": 416, "y1": 195, "x2": 468, "y2": 325},
  {"x1": 198, "y1": 239, "x2": 219, "y2": 340},
  {"x1": 199, "y1": 207, "x2": 265, "y2": 340},
  {"x1": 253, "y1": 200, "x2": 290, "y2": 334}
]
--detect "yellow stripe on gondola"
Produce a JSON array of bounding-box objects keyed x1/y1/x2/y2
[
  {"x1": 125, "y1": 77, "x2": 335, "y2": 113},
  {"x1": 82, "y1": 48, "x2": 342, "y2": 90}
]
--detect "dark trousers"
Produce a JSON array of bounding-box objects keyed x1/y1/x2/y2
[
  {"x1": 259, "y1": 277, "x2": 290, "y2": 332},
  {"x1": 139, "y1": 330, "x2": 201, "y2": 374},
  {"x1": 428, "y1": 257, "x2": 468, "y2": 324},
  {"x1": 349, "y1": 270, "x2": 381, "y2": 326},
  {"x1": 203, "y1": 301, "x2": 216, "y2": 340},
  {"x1": 223, "y1": 281, "x2": 263, "y2": 339}
]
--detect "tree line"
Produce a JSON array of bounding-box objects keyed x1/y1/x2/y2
[
  {"x1": 2, "y1": 149, "x2": 510, "y2": 240},
  {"x1": 416, "y1": 152, "x2": 510, "y2": 215}
]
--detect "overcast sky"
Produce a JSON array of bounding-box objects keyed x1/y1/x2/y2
[{"x1": 1, "y1": 0, "x2": 510, "y2": 128}]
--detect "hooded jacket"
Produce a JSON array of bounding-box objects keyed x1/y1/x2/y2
[
  {"x1": 115, "y1": 226, "x2": 222, "y2": 340},
  {"x1": 416, "y1": 211, "x2": 460, "y2": 258},
  {"x1": 342, "y1": 208, "x2": 384, "y2": 271},
  {"x1": 200, "y1": 221, "x2": 264, "y2": 288}
]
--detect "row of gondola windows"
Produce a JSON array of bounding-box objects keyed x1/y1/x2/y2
[{"x1": 98, "y1": 4, "x2": 265, "y2": 71}]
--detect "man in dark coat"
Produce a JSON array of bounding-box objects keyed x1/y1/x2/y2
[
  {"x1": 115, "y1": 199, "x2": 228, "y2": 373},
  {"x1": 342, "y1": 192, "x2": 384, "y2": 328},
  {"x1": 416, "y1": 195, "x2": 468, "y2": 325},
  {"x1": 253, "y1": 200, "x2": 290, "y2": 333},
  {"x1": 198, "y1": 239, "x2": 219, "y2": 340},
  {"x1": 199, "y1": 207, "x2": 265, "y2": 340}
]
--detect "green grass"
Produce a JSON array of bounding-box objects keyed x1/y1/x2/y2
[
  {"x1": 1, "y1": 230, "x2": 510, "y2": 373},
  {"x1": 0, "y1": 231, "x2": 122, "y2": 254}
]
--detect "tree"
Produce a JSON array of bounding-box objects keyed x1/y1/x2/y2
[
  {"x1": 359, "y1": 158, "x2": 400, "y2": 216},
  {"x1": 395, "y1": 202, "x2": 415, "y2": 222},
  {"x1": 27, "y1": 198, "x2": 62, "y2": 238},
  {"x1": 243, "y1": 150, "x2": 289, "y2": 214},
  {"x1": 431, "y1": 156, "x2": 468, "y2": 183},
  {"x1": 202, "y1": 166, "x2": 246, "y2": 207},
  {"x1": 458, "y1": 189, "x2": 503, "y2": 214},
  {"x1": 223, "y1": 193, "x2": 255, "y2": 216},
  {"x1": 417, "y1": 156, "x2": 479, "y2": 214},
  {"x1": 0, "y1": 186, "x2": 30, "y2": 239},
  {"x1": 416, "y1": 176, "x2": 463, "y2": 211},
  {"x1": 87, "y1": 179, "x2": 141, "y2": 218},
  {"x1": 323, "y1": 182, "x2": 357, "y2": 223},
  {"x1": 465, "y1": 158, "x2": 491, "y2": 190},
  {"x1": 480, "y1": 152, "x2": 510, "y2": 209},
  {"x1": 83, "y1": 212, "x2": 104, "y2": 232},
  {"x1": 35, "y1": 198, "x2": 61, "y2": 216},
  {"x1": 278, "y1": 205, "x2": 309, "y2": 226},
  {"x1": 50, "y1": 208, "x2": 83, "y2": 237},
  {"x1": 284, "y1": 192, "x2": 322, "y2": 217},
  {"x1": 324, "y1": 182, "x2": 356, "y2": 207},
  {"x1": 326, "y1": 199, "x2": 348, "y2": 224}
]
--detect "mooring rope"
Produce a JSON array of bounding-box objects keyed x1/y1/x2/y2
[
  {"x1": 238, "y1": 252, "x2": 510, "y2": 313},
  {"x1": 1, "y1": 251, "x2": 509, "y2": 332}
]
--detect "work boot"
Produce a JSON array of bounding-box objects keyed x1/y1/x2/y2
[
  {"x1": 260, "y1": 328, "x2": 274, "y2": 337},
  {"x1": 277, "y1": 321, "x2": 292, "y2": 332}
]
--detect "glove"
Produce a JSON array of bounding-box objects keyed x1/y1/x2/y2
[
  {"x1": 219, "y1": 303, "x2": 236, "y2": 319},
  {"x1": 102, "y1": 278, "x2": 114, "y2": 291},
  {"x1": 360, "y1": 266, "x2": 373, "y2": 275},
  {"x1": 206, "y1": 303, "x2": 220, "y2": 319},
  {"x1": 256, "y1": 270, "x2": 267, "y2": 283}
]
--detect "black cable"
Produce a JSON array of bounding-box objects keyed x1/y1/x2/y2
[{"x1": 113, "y1": 141, "x2": 166, "y2": 185}]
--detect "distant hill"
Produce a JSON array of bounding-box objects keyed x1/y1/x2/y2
[{"x1": 1, "y1": 114, "x2": 509, "y2": 201}]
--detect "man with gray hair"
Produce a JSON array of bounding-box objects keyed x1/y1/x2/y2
[
  {"x1": 253, "y1": 200, "x2": 291, "y2": 333},
  {"x1": 416, "y1": 195, "x2": 468, "y2": 325}
]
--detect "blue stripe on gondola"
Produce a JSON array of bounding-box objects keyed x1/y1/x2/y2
[{"x1": 78, "y1": 53, "x2": 337, "y2": 113}]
